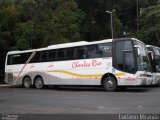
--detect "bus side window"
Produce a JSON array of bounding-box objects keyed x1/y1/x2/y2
[
  {"x1": 123, "y1": 41, "x2": 135, "y2": 73},
  {"x1": 76, "y1": 46, "x2": 87, "y2": 59},
  {"x1": 30, "y1": 52, "x2": 40, "y2": 63},
  {"x1": 8, "y1": 52, "x2": 32, "y2": 65},
  {"x1": 40, "y1": 51, "x2": 48, "y2": 62},
  {"x1": 56, "y1": 49, "x2": 65, "y2": 61},
  {"x1": 66, "y1": 48, "x2": 74, "y2": 60},
  {"x1": 21, "y1": 53, "x2": 32, "y2": 63},
  {"x1": 48, "y1": 50, "x2": 56, "y2": 62},
  {"x1": 98, "y1": 43, "x2": 112, "y2": 57},
  {"x1": 124, "y1": 52, "x2": 135, "y2": 72},
  {"x1": 115, "y1": 41, "x2": 124, "y2": 70},
  {"x1": 8, "y1": 54, "x2": 21, "y2": 65},
  {"x1": 115, "y1": 40, "x2": 135, "y2": 73},
  {"x1": 87, "y1": 45, "x2": 100, "y2": 58}
]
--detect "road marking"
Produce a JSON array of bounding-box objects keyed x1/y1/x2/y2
[
  {"x1": 111, "y1": 107, "x2": 121, "y2": 109},
  {"x1": 63, "y1": 97, "x2": 80, "y2": 99},
  {"x1": 98, "y1": 106, "x2": 105, "y2": 109},
  {"x1": 137, "y1": 105, "x2": 142, "y2": 108}
]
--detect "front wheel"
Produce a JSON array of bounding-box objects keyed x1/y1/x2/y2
[
  {"x1": 103, "y1": 76, "x2": 117, "y2": 92},
  {"x1": 34, "y1": 77, "x2": 44, "y2": 89}
]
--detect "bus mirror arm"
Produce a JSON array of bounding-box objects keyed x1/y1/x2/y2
[{"x1": 147, "y1": 51, "x2": 153, "y2": 61}]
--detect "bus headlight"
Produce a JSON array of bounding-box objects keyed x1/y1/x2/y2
[{"x1": 139, "y1": 74, "x2": 152, "y2": 77}]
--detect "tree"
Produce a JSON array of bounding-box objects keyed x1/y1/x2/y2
[
  {"x1": 139, "y1": 2, "x2": 160, "y2": 46},
  {"x1": 16, "y1": 38, "x2": 30, "y2": 50},
  {"x1": 16, "y1": 0, "x2": 85, "y2": 48},
  {"x1": 0, "y1": 1, "x2": 21, "y2": 52},
  {"x1": 76, "y1": 0, "x2": 123, "y2": 41}
]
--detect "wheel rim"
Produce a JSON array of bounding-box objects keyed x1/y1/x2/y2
[
  {"x1": 103, "y1": 77, "x2": 117, "y2": 91},
  {"x1": 106, "y1": 80, "x2": 114, "y2": 88},
  {"x1": 35, "y1": 78, "x2": 43, "y2": 89},
  {"x1": 24, "y1": 78, "x2": 31, "y2": 88}
]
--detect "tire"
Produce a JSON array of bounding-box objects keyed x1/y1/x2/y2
[
  {"x1": 23, "y1": 76, "x2": 32, "y2": 88},
  {"x1": 34, "y1": 77, "x2": 44, "y2": 89},
  {"x1": 103, "y1": 76, "x2": 117, "y2": 91}
]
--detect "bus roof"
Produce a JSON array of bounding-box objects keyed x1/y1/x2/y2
[
  {"x1": 7, "y1": 38, "x2": 142, "y2": 55},
  {"x1": 47, "y1": 41, "x2": 88, "y2": 49},
  {"x1": 146, "y1": 45, "x2": 160, "y2": 49},
  {"x1": 7, "y1": 39, "x2": 112, "y2": 55}
]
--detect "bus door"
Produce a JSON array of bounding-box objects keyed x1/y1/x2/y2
[{"x1": 113, "y1": 40, "x2": 136, "y2": 85}]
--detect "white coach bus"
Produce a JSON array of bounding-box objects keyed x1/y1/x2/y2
[
  {"x1": 146, "y1": 45, "x2": 160, "y2": 85},
  {"x1": 5, "y1": 38, "x2": 153, "y2": 91}
]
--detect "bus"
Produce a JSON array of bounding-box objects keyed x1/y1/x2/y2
[
  {"x1": 146, "y1": 45, "x2": 160, "y2": 85},
  {"x1": 5, "y1": 38, "x2": 153, "y2": 91}
]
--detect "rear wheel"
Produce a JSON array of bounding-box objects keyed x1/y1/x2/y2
[
  {"x1": 34, "y1": 77, "x2": 44, "y2": 89},
  {"x1": 23, "y1": 76, "x2": 32, "y2": 88},
  {"x1": 103, "y1": 76, "x2": 117, "y2": 91}
]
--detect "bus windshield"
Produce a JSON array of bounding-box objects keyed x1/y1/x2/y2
[{"x1": 135, "y1": 42, "x2": 152, "y2": 72}]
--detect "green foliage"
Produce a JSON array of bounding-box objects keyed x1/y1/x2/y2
[
  {"x1": 0, "y1": 0, "x2": 159, "y2": 50},
  {"x1": 16, "y1": 38, "x2": 30, "y2": 50},
  {"x1": 139, "y1": 4, "x2": 160, "y2": 46},
  {"x1": 18, "y1": 0, "x2": 84, "y2": 48},
  {"x1": 0, "y1": 5, "x2": 20, "y2": 51},
  {"x1": 0, "y1": 0, "x2": 85, "y2": 51}
]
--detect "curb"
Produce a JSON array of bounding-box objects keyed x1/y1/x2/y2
[{"x1": 0, "y1": 84, "x2": 21, "y2": 88}]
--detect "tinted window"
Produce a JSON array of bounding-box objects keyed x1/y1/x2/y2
[
  {"x1": 66, "y1": 48, "x2": 74, "y2": 60},
  {"x1": 7, "y1": 52, "x2": 31, "y2": 65},
  {"x1": 147, "y1": 47, "x2": 152, "y2": 52},
  {"x1": 87, "y1": 45, "x2": 100, "y2": 58},
  {"x1": 8, "y1": 54, "x2": 21, "y2": 65},
  {"x1": 115, "y1": 40, "x2": 135, "y2": 73},
  {"x1": 56, "y1": 49, "x2": 65, "y2": 61},
  {"x1": 76, "y1": 46, "x2": 87, "y2": 59},
  {"x1": 30, "y1": 52, "x2": 40, "y2": 63},
  {"x1": 124, "y1": 52, "x2": 135, "y2": 72},
  {"x1": 40, "y1": 51, "x2": 48, "y2": 62},
  {"x1": 7, "y1": 43, "x2": 113, "y2": 65},
  {"x1": 98, "y1": 43, "x2": 112, "y2": 57},
  {"x1": 124, "y1": 41, "x2": 132, "y2": 50},
  {"x1": 115, "y1": 41, "x2": 124, "y2": 70},
  {"x1": 153, "y1": 48, "x2": 160, "y2": 55},
  {"x1": 48, "y1": 50, "x2": 56, "y2": 62}
]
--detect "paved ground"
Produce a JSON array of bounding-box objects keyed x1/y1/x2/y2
[{"x1": 0, "y1": 84, "x2": 160, "y2": 115}]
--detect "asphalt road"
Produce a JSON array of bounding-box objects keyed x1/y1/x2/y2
[{"x1": 0, "y1": 85, "x2": 160, "y2": 114}]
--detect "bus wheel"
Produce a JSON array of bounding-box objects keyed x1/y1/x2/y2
[
  {"x1": 23, "y1": 77, "x2": 32, "y2": 88},
  {"x1": 103, "y1": 76, "x2": 117, "y2": 92},
  {"x1": 34, "y1": 77, "x2": 44, "y2": 89}
]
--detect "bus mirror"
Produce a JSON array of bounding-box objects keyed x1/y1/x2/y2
[
  {"x1": 137, "y1": 48, "x2": 141, "y2": 56},
  {"x1": 134, "y1": 45, "x2": 141, "y2": 56},
  {"x1": 147, "y1": 51, "x2": 153, "y2": 61}
]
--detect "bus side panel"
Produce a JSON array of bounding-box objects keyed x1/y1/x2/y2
[{"x1": 45, "y1": 58, "x2": 118, "y2": 85}]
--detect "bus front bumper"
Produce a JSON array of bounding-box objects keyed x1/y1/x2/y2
[{"x1": 137, "y1": 77, "x2": 153, "y2": 85}]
